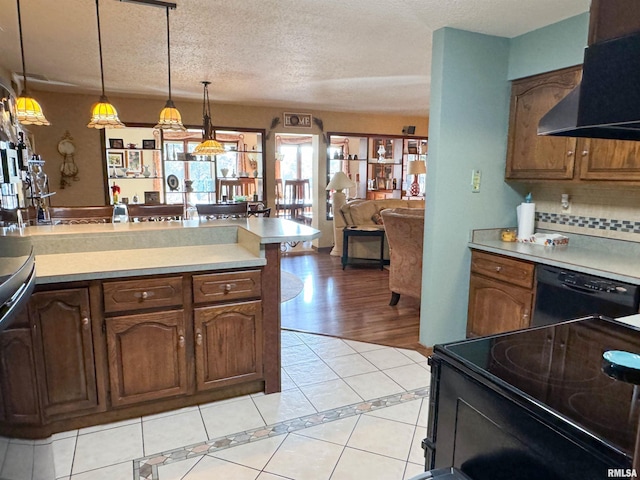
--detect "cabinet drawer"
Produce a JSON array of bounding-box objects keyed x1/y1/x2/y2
[
  {"x1": 470, "y1": 251, "x2": 534, "y2": 289},
  {"x1": 193, "y1": 270, "x2": 261, "y2": 304},
  {"x1": 103, "y1": 277, "x2": 183, "y2": 313}
]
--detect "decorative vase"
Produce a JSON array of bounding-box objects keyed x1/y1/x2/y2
[
  {"x1": 221, "y1": 168, "x2": 229, "y2": 178},
  {"x1": 143, "y1": 165, "x2": 151, "y2": 177},
  {"x1": 253, "y1": 170, "x2": 258, "y2": 178}
]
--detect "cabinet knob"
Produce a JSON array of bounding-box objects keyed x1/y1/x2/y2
[
  {"x1": 196, "y1": 331, "x2": 203, "y2": 346},
  {"x1": 82, "y1": 317, "x2": 90, "y2": 329},
  {"x1": 178, "y1": 335, "x2": 185, "y2": 348},
  {"x1": 581, "y1": 150, "x2": 589, "y2": 156},
  {"x1": 567, "y1": 150, "x2": 574, "y2": 156},
  {"x1": 224, "y1": 283, "x2": 232, "y2": 293},
  {"x1": 495, "y1": 266, "x2": 502, "y2": 272},
  {"x1": 141, "y1": 291, "x2": 149, "y2": 300}
]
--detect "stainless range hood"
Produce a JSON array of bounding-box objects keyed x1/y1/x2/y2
[{"x1": 538, "y1": 0, "x2": 640, "y2": 140}]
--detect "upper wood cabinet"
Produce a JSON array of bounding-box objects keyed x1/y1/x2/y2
[
  {"x1": 578, "y1": 137, "x2": 640, "y2": 181},
  {"x1": 506, "y1": 66, "x2": 640, "y2": 182},
  {"x1": 505, "y1": 66, "x2": 581, "y2": 180}
]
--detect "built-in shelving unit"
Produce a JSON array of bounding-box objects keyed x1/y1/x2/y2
[{"x1": 326, "y1": 132, "x2": 427, "y2": 218}]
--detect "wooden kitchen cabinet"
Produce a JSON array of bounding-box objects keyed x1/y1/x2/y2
[
  {"x1": 29, "y1": 288, "x2": 99, "y2": 419},
  {"x1": 506, "y1": 65, "x2": 640, "y2": 182},
  {"x1": 505, "y1": 66, "x2": 581, "y2": 180},
  {"x1": 467, "y1": 250, "x2": 534, "y2": 337},
  {"x1": 0, "y1": 307, "x2": 40, "y2": 424},
  {"x1": 106, "y1": 309, "x2": 189, "y2": 407},
  {"x1": 194, "y1": 300, "x2": 263, "y2": 391},
  {"x1": 577, "y1": 137, "x2": 640, "y2": 181}
]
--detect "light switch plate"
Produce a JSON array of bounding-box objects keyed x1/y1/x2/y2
[{"x1": 471, "y1": 169, "x2": 481, "y2": 193}]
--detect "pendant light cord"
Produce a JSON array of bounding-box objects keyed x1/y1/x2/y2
[
  {"x1": 165, "y1": 6, "x2": 172, "y2": 102},
  {"x1": 16, "y1": 0, "x2": 29, "y2": 95},
  {"x1": 201, "y1": 81, "x2": 211, "y2": 140},
  {"x1": 95, "y1": 0, "x2": 106, "y2": 98}
]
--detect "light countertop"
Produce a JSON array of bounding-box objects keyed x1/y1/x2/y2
[
  {"x1": 35, "y1": 244, "x2": 263, "y2": 284},
  {"x1": 1, "y1": 218, "x2": 321, "y2": 284},
  {"x1": 469, "y1": 228, "x2": 640, "y2": 285}
]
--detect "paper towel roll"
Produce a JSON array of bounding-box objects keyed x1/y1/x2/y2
[{"x1": 517, "y1": 202, "x2": 535, "y2": 240}]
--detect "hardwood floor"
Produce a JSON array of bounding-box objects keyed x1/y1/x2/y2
[{"x1": 280, "y1": 251, "x2": 431, "y2": 357}]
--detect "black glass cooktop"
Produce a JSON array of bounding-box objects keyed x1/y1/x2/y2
[{"x1": 439, "y1": 316, "x2": 640, "y2": 456}]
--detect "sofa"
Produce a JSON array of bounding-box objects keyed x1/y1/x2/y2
[
  {"x1": 381, "y1": 208, "x2": 424, "y2": 305},
  {"x1": 331, "y1": 198, "x2": 425, "y2": 259}
]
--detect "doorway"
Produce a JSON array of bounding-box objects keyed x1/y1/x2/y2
[{"x1": 275, "y1": 134, "x2": 313, "y2": 224}]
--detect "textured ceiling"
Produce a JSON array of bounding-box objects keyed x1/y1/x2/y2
[{"x1": 0, "y1": 0, "x2": 589, "y2": 116}]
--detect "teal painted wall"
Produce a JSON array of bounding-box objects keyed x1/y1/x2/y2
[
  {"x1": 508, "y1": 13, "x2": 589, "y2": 80},
  {"x1": 421, "y1": 14, "x2": 590, "y2": 346},
  {"x1": 421, "y1": 28, "x2": 522, "y2": 346}
]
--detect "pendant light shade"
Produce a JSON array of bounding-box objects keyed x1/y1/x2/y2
[
  {"x1": 14, "y1": 0, "x2": 50, "y2": 126},
  {"x1": 154, "y1": 5, "x2": 185, "y2": 131},
  {"x1": 87, "y1": 0, "x2": 124, "y2": 129},
  {"x1": 193, "y1": 81, "x2": 225, "y2": 156},
  {"x1": 15, "y1": 96, "x2": 50, "y2": 126}
]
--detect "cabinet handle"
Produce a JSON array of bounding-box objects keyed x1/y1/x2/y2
[
  {"x1": 522, "y1": 309, "x2": 530, "y2": 324},
  {"x1": 178, "y1": 335, "x2": 185, "y2": 348},
  {"x1": 196, "y1": 331, "x2": 203, "y2": 346},
  {"x1": 567, "y1": 150, "x2": 574, "y2": 156},
  {"x1": 82, "y1": 317, "x2": 90, "y2": 329},
  {"x1": 581, "y1": 150, "x2": 589, "y2": 157},
  {"x1": 224, "y1": 283, "x2": 233, "y2": 293},
  {"x1": 141, "y1": 291, "x2": 149, "y2": 300},
  {"x1": 495, "y1": 266, "x2": 502, "y2": 272}
]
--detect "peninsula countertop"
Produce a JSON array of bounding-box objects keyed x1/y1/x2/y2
[
  {"x1": 0, "y1": 218, "x2": 321, "y2": 284},
  {"x1": 469, "y1": 228, "x2": 640, "y2": 285}
]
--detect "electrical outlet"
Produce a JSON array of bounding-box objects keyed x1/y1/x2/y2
[{"x1": 471, "y1": 169, "x2": 481, "y2": 193}]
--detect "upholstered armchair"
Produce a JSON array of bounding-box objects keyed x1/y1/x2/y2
[{"x1": 380, "y1": 208, "x2": 425, "y2": 306}]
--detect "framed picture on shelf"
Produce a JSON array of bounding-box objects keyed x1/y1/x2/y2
[
  {"x1": 407, "y1": 141, "x2": 418, "y2": 155},
  {"x1": 109, "y1": 138, "x2": 124, "y2": 149},
  {"x1": 126, "y1": 150, "x2": 142, "y2": 172},
  {"x1": 144, "y1": 191, "x2": 160, "y2": 204},
  {"x1": 142, "y1": 139, "x2": 156, "y2": 150},
  {"x1": 108, "y1": 152, "x2": 124, "y2": 167}
]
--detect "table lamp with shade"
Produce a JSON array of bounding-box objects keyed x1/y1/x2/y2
[
  {"x1": 326, "y1": 171, "x2": 356, "y2": 255},
  {"x1": 407, "y1": 160, "x2": 426, "y2": 196}
]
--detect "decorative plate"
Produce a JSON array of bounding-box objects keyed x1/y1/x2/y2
[{"x1": 167, "y1": 174, "x2": 179, "y2": 191}]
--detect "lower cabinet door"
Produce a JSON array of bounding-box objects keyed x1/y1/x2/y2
[
  {"x1": 30, "y1": 289, "x2": 99, "y2": 419},
  {"x1": 194, "y1": 301, "x2": 263, "y2": 391},
  {"x1": 0, "y1": 327, "x2": 41, "y2": 424},
  {"x1": 106, "y1": 310, "x2": 189, "y2": 407},
  {"x1": 467, "y1": 274, "x2": 533, "y2": 338}
]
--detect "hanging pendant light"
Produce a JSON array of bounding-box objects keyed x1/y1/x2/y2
[
  {"x1": 88, "y1": 0, "x2": 124, "y2": 129},
  {"x1": 193, "y1": 81, "x2": 225, "y2": 157},
  {"x1": 154, "y1": 5, "x2": 185, "y2": 131},
  {"x1": 14, "y1": 0, "x2": 50, "y2": 126}
]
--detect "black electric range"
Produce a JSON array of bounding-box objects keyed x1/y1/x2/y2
[{"x1": 426, "y1": 316, "x2": 638, "y2": 480}]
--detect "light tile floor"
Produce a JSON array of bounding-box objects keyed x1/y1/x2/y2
[{"x1": 7, "y1": 331, "x2": 432, "y2": 480}]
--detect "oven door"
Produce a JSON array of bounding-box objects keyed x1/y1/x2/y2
[{"x1": 0, "y1": 246, "x2": 35, "y2": 332}]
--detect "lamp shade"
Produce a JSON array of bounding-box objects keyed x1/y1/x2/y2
[
  {"x1": 326, "y1": 171, "x2": 356, "y2": 191},
  {"x1": 15, "y1": 95, "x2": 50, "y2": 126},
  {"x1": 407, "y1": 161, "x2": 426, "y2": 175},
  {"x1": 155, "y1": 100, "x2": 186, "y2": 131},
  {"x1": 87, "y1": 96, "x2": 125, "y2": 129},
  {"x1": 193, "y1": 139, "x2": 225, "y2": 156}
]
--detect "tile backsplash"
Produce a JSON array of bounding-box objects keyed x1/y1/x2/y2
[{"x1": 528, "y1": 184, "x2": 640, "y2": 242}]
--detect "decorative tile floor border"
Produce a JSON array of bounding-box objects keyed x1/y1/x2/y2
[
  {"x1": 536, "y1": 212, "x2": 640, "y2": 233},
  {"x1": 133, "y1": 387, "x2": 430, "y2": 480}
]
